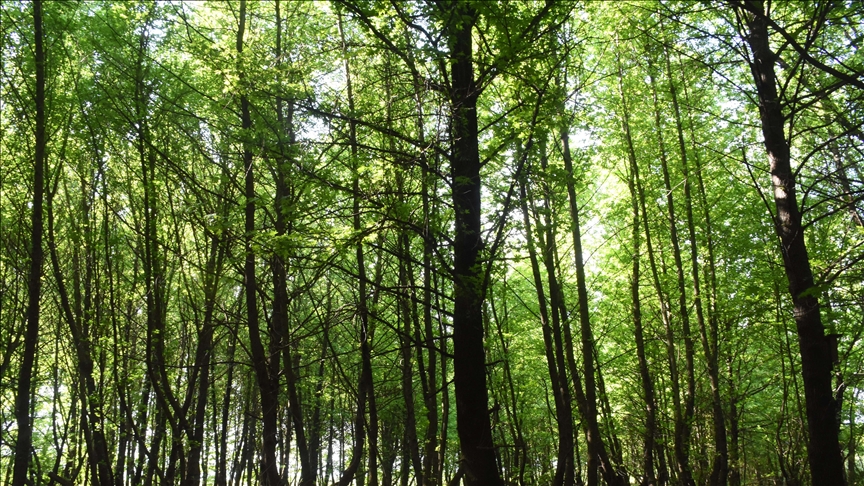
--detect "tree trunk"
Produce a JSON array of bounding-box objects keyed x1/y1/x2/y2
[
  {"x1": 616, "y1": 53, "x2": 658, "y2": 485},
  {"x1": 519, "y1": 173, "x2": 572, "y2": 486},
  {"x1": 47, "y1": 188, "x2": 114, "y2": 486},
  {"x1": 236, "y1": 3, "x2": 282, "y2": 485},
  {"x1": 184, "y1": 230, "x2": 225, "y2": 486},
  {"x1": 663, "y1": 46, "x2": 728, "y2": 486},
  {"x1": 446, "y1": 2, "x2": 502, "y2": 484},
  {"x1": 408, "y1": 29, "x2": 442, "y2": 484},
  {"x1": 647, "y1": 55, "x2": 696, "y2": 486},
  {"x1": 13, "y1": 2, "x2": 46, "y2": 481},
  {"x1": 739, "y1": 2, "x2": 845, "y2": 483},
  {"x1": 399, "y1": 228, "x2": 425, "y2": 484},
  {"x1": 489, "y1": 284, "x2": 527, "y2": 485},
  {"x1": 336, "y1": 12, "x2": 373, "y2": 486},
  {"x1": 558, "y1": 108, "x2": 628, "y2": 486},
  {"x1": 272, "y1": 4, "x2": 315, "y2": 484}
]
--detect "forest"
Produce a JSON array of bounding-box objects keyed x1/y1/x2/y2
[{"x1": 1, "y1": 1, "x2": 863, "y2": 485}]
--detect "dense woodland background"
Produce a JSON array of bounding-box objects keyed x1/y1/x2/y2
[{"x1": 1, "y1": 1, "x2": 863, "y2": 485}]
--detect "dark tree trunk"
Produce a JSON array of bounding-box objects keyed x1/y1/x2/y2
[
  {"x1": 399, "y1": 229, "x2": 424, "y2": 484},
  {"x1": 739, "y1": 2, "x2": 845, "y2": 483},
  {"x1": 558, "y1": 112, "x2": 627, "y2": 486},
  {"x1": 134, "y1": 10, "x2": 191, "y2": 483},
  {"x1": 647, "y1": 56, "x2": 696, "y2": 486},
  {"x1": 273, "y1": 4, "x2": 314, "y2": 484},
  {"x1": 446, "y1": 2, "x2": 502, "y2": 484},
  {"x1": 308, "y1": 292, "x2": 331, "y2": 480},
  {"x1": 12, "y1": 2, "x2": 46, "y2": 483},
  {"x1": 389, "y1": 60, "x2": 423, "y2": 480},
  {"x1": 489, "y1": 286, "x2": 527, "y2": 486},
  {"x1": 335, "y1": 12, "x2": 373, "y2": 486},
  {"x1": 47, "y1": 191, "x2": 114, "y2": 486},
  {"x1": 538, "y1": 157, "x2": 579, "y2": 486},
  {"x1": 184, "y1": 231, "x2": 225, "y2": 486},
  {"x1": 215, "y1": 326, "x2": 236, "y2": 486},
  {"x1": 519, "y1": 174, "x2": 573, "y2": 486},
  {"x1": 408, "y1": 32, "x2": 441, "y2": 484},
  {"x1": 632, "y1": 102, "x2": 674, "y2": 485},
  {"x1": 236, "y1": 3, "x2": 282, "y2": 485}
]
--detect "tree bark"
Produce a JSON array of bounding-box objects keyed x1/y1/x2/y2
[
  {"x1": 647, "y1": 55, "x2": 696, "y2": 486},
  {"x1": 273, "y1": 3, "x2": 315, "y2": 484},
  {"x1": 617, "y1": 57, "x2": 658, "y2": 485},
  {"x1": 12, "y1": 2, "x2": 46, "y2": 483},
  {"x1": 489, "y1": 284, "x2": 527, "y2": 486},
  {"x1": 663, "y1": 46, "x2": 728, "y2": 486},
  {"x1": 236, "y1": 2, "x2": 282, "y2": 485},
  {"x1": 558, "y1": 109, "x2": 628, "y2": 486},
  {"x1": 399, "y1": 228, "x2": 425, "y2": 485},
  {"x1": 738, "y1": 2, "x2": 845, "y2": 483},
  {"x1": 519, "y1": 173, "x2": 573, "y2": 486},
  {"x1": 47, "y1": 187, "x2": 114, "y2": 486},
  {"x1": 446, "y1": 2, "x2": 502, "y2": 484},
  {"x1": 335, "y1": 11, "x2": 375, "y2": 486},
  {"x1": 184, "y1": 229, "x2": 225, "y2": 486}
]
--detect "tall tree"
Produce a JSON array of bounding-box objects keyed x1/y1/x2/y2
[
  {"x1": 236, "y1": 2, "x2": 282, "y2": 484},
  {"x1": 12, "y1": 1, "x2": 46, "y2": 484},
  {"x1": 735, "y1": 1, "x2": 845, "y2": 483},
  {"x1": 616, "y1": 47, "x2": 659, "y2": 486},
  {"x1": 445, "y1": 2, "x2": 502, "y2": 484}
]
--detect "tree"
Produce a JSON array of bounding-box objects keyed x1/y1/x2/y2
[
  {"x1": 12, "y1": 2, "x2": 46, "y2": 484},
  {"x1": 733, "y1": 1, "x2": 846, "y2": 483}
]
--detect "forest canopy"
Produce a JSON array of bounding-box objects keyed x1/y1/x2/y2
[{"x1": 1, "y1": 1, "x2": 863, "y2": 485}]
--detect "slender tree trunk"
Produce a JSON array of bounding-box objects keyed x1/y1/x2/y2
[
  {"x1": 399, "y1": 228, "x2": 425, "y2": 484},
  {"x1": 407, "y1": 27, "x2": 441, "y2": 483},
  {"x1": 134, "y1": 11, "x2": 191, "y2": 483},
  {"x1": 489, "y1": 284, "x2": 527, "y2": 486},
  {"x1": 144, "y1": 400, "x2": 166, "y2": 486},
  {"x1": 662, "y1": 47, "x2": 728, "y2": 486},
  {"x1": 647, "y1": 55, "x2": 696, "y2": 486},
  {"x1": 439, "y1": 296, "x2": 451, "y2": 486},
  {"x1": 47, "y1": 188, "x2": 115, "y2": 486},
  {"x1": 386, "y1": 48, "x2": 425, "y2": 479},
  {"x1": 335, "y1": 12, "x2": 374, "y2": 486},
  {"x1": 235, "y1": 3, "x2": 281, "y2": 485},
  {"x1": 624, "y1": 57, "x2": 678, "y2": 481},
  {"x1": 309, "y1": 289, "x2": 332, "y2": 479},
  {"x1": 216, "y1": 332, "x2": 236, "y2": 486},
  {"x1": 13, "y1": 1, "x2": 46, "y2": 480},
  {"x1": 738, "y1": 2, "x2": 845, "y2": 483},
  {"x1": 132, "y1": 374, "x2": 151, "y2": 486},
  {"x1": 106, "y1": 188, "x2": 132, "y2": 486},
  {"x1": 727, "y1": 362, "x2": 741, "y2": 486},
  {"x1": 519, "y1": 174, "x2": 572, "y2": 486},
  {"x1": 634, "y1": 118, "x2": 675, "y2": 486},
  {"x1": 616, "y1": 54, "x2": 658, "y2": 485},
  {"x1": 848, "y1": 389, "x2": 858, "y2": 485},
  {"x1": 272, "y1": 4, "x2": 314, "y2": 484},
  {"x1": 557, "y1": 110, "x2": 627, "y2": 486},
  {"x1": 184, "y1": 231, "x2": 225, "y2": 486}
]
